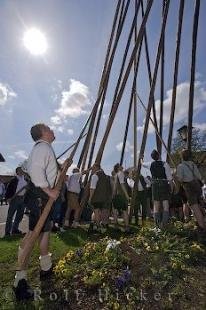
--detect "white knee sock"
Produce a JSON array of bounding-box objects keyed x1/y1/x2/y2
[{"x1": 39, "y1": 253, "x2": 52, "y2": 271}]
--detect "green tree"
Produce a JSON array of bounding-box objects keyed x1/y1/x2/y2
[
  {"x1": 170, "y1": 128, "x2": 206, "y2": 167},
  {"x1": 172, "y1": 128, "x2": 206, "y2": 153}
]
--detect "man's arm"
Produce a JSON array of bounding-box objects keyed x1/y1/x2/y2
[
  {"x1": 88, "y1": 174, "x2": 98, "y2": 203},
  {"x1": 118, "y1": 172, "x2": 129, "y2": 200},
  {"x1": 89, "y1": 189, "x2": 95, "y2": 203}
]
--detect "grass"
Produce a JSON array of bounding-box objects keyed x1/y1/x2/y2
[
  {"x1": 0, "y1": 227, "x2": 89, "y2": 310},
  {"x1": 0, "y1": 222, "x2": 206, "y2": 309}
]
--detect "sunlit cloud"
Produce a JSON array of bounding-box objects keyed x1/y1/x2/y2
[
  {"x1": 0, "y1": 83, "x2": 17, "y2": 106},
  {"x1": 55, "y1": 79, "x2": 91, "y2": 119},
  {"x1": 116, "y1": 141, "x2": 134, "y2": 152},
  {"x1": 50, "y1": 115, "x2": 61, "y2": 125},
  {"x1": 193, "y1": 122, "x2": 206, "y2": 132},
  {"x1": 137, "y1": 81, "x2": 206, "y2": 134},
  {"x1": 67, "y1": 129, "x2": 74, "y2": 135},
  {"x1": 14, "y1": 150, "x2": 28, "y2": 160}
]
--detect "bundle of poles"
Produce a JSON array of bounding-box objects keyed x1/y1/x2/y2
[{"x1": 18, "y1": 0, "x2": 201, "y2": 269}]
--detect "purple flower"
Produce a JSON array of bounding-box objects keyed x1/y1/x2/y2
[
  {"x1": 123, "y1": 269, "x2": 131, "y2": 281},
  {"x1": 115, "y1": 268, "x2": 131, "y2": 289},
  {"x1": 76, "y1": 248, "x2": 83, "y2": 257},
  {"x1": 115, "y1": 276, "x2": 126, "y2": 289}
]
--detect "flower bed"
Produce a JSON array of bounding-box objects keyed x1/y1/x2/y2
[{"x1": 53, "y1": 222, "x2": 206, "y2": 309}]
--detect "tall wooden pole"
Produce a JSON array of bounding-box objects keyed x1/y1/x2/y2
[
  {"x1": 95, "y1": 0, "x2": 154, "y2": 165},
  {"x1": 159, "y1": 0, "x2": 166, "y2": 155},
  {"x1": 167, "y1": 0, "x2": 185, "y2": 159},
  {"x1": 131, "y1": 0, "x2": 170, "y2": 210},
  {"x1": 187, "y1": 0, "x2": 200, "y2": 151},
  {"x1": 133, "y1": 0, "x2": 138, "y2": 168}
]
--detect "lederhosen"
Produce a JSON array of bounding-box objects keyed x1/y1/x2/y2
[
  {"x1": 112, "y1": 174, "x2": 128, "y2": 212},
  {"x1": 91, "y1": 171, "x2": 112, "y2": 210},
  {"x1": 24, "y1": 182, "x2": 51, "y2": 232},
  {"x1": 150, "y1": 161, "x2": 170, "y2": 201}
]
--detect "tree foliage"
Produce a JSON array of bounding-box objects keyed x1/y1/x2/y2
[
  {"x1": 170, "y1": 128, "x2": 206, "y2": 167},
  {"x1": 172, "y1": 128, "x2": 206, "y2": 153}
]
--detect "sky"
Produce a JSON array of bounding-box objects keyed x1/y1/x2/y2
[{"x1": 0, "y1": 0, "x2": 206, "y2": 175}]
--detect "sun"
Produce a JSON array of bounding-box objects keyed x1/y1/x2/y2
[{"x1": 23, "y1": 28, "x2": 48, "y2": 56}]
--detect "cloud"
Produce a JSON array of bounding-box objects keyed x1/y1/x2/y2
[
  {"x1": 67, "y1": 129, "x2": 74, "y2": 135},
  {"x1": 0, "y1": 83, "x2": 17, "y2": 106},
  {"x1": 14, "y1": 150, "x2": 28, "y2": 160},
  {"x1": 50, "y1": 79, "x2": 92, "y2": 134},
  {"x1": 57, "y1": 126, "x2": 64, "y2": 133},
  {"x1": 116, "y1": 141, "x2": 134, "y2": 153},
  {"x1": 50, "y1": 115, "x2": 61, "y2": 125},
  {"x1": 55, "y1": 79, "x2": 91, "y2": 119},
  {"x1": 137, "y1": 80, "x2": 206, "y2": 134},
  {"x1": 8, "y1": 155, "x2": 15, "y2": 160},
  {"x1": 193, "y1": 122, "x2": 206, "y2": 132}
]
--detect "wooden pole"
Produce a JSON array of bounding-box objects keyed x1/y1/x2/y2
[
  {"x1": 133, "y1": 0, "x2": 138, "y2": 168},
  {"x1": 140, "y1": 0, "x2": 160, "y2": 149},
  {"x1": 159, "y1": 0, "x2": 166, "y2": 155},
  {"x1": 131, "y1": 0, "x2": 170, "y2": 210},
  {"x1": 78, "y1": 0, "x2": 131, "y2": 169},
  {"x1": 167, "y1": 0, "x2": 185, "y2": 159},
  {"x1": 95, "y1": 0, "x2": 154, "y2": 165},
  {"x1": 187, "y1": 0, "x2": 200, "y2": 151}
]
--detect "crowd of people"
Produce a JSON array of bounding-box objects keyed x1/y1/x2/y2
[{"x1": 0, "y1": 122, "x2": 206, "y2": 301}]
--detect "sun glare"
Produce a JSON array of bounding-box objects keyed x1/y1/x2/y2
[{"x1": 23, "y1": 28, "x2": 48, "y2": 56}]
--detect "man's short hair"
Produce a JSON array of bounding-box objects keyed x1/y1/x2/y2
[
  {"x1": 181, "y1": 149, "x2": 191, "y2": 161},
  {"x1": 30, "y1": 123, "x2": 46, "y2": 141},
  {"x1": 113, "y1": 163, "x2": 120, "y2": 173},
  {"x1": 16, "y1": 167, "x2": 22, "y2": 174},
  {"x1": 72, "y1": 168, "x2": 80, "y2": 173},
  {"x1": 151, "y1": 149, "x2": 160, "y2": 161},
  {"x1": 93, "y1": 163, "x2": 101, "y2": 170}
]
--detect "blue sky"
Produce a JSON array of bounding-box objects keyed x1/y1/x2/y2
[{"x1": 0, "y1": 0, "x2": 206, "y2": 175}]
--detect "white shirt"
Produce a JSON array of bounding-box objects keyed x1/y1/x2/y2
[
  {"x1": 27, "y1": 140, "x2": 58, "y2": 188},
  {"x1": 16, "y1": 175, "x2": 27, "y2": 196},
  {"x1": 127, "y1": 177, "x2": 147, "y2": 192},
  {"x1": 176, "y1": 161, "x2": 202, "y2": 183},
  {"x1": 90, "y1": 173, "x2": 99, "y2": 190},
  {"x1": 142, "y1": 161, "x2": 172, "y2": 181},
  {"x1": 67, "y1": 172, "x2": 81, "y2": 194},
  {"x1": 117, "y1": 171, "x2": 125, "y2": 184}
]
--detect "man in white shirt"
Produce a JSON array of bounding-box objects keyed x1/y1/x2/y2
[
  {"x1": 64, "y1": 167, "x2": 84, "y2": 228},
  {"x1": 13, "y1": 123, "x2": 62, "y2": 301},
  {"x1": 5, "y1": 167, "x2": 27, "y2": 235}
]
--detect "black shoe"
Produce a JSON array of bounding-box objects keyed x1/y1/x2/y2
[
  {"x1": 12, "y1": 229, "x2": 23, "y2": 235},
  {"x1": 13, "y1": 279, "x2": 34, "y2": 301},
  {"x1": 4, "y1": 232, "x2": 11, "y2": 237},
  {"x1": 40, "y1": 266, "x2": 53, "y2": 280}
]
